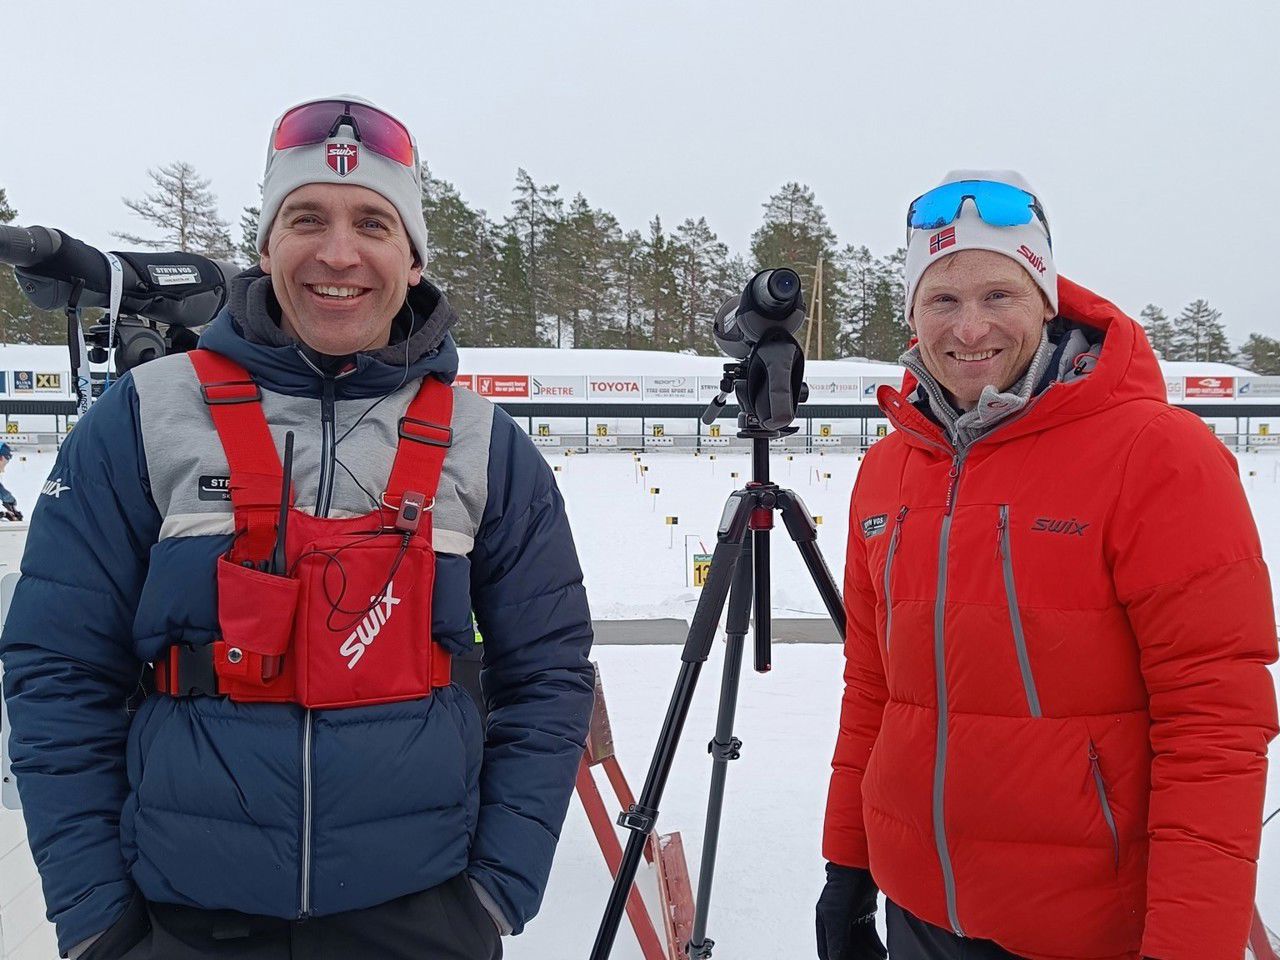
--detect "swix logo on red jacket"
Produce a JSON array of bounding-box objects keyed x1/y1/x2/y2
[{"x1": 340, "y1": 584, "x2": 402, "y2": 669}]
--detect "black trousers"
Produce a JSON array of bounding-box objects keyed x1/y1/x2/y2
[
  {"x1": 113, "y1": 874, "x2": 501, "y2": 960},
  {"x1": 886, "y1": 901, "x2": 1025, "y2": 960}
]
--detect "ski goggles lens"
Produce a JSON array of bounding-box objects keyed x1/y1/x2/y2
[
  {"x1": 272, "y1": 100, "x2": 416, "y2": 167},
  {"x1": 907, "y1": 180, "x2": 1050, "y2": 242}
]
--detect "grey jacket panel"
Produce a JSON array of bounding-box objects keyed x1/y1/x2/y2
[{"x1": 130, "y1": 353, "x2": 493, "y2": 555}]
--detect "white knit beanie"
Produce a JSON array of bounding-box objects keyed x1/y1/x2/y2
[
  {"x1": 903, "y1": 169, "x2": 1056, "y2": 321},
  {"x1": 256, "y1": 95, "x2": 429, "y2": 264}
]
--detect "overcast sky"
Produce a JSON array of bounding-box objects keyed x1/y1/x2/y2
[{"x1": 5, "y1": 0, "x2": 1277, "y2": 343}]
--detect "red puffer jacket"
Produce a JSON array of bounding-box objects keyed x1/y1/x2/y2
[{"x1": 823, "y1": 278, "x2": 1278, "y2": 960}]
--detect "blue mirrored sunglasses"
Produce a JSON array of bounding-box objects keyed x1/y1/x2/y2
[{"x1": 907, "y1": 180, "x2": 1051, "y2": 249}]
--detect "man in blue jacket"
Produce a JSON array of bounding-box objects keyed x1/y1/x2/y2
[{"x1": 0, "y1": 96, "x2": 594, "y2": 959}]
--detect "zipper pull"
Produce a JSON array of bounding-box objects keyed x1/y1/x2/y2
[
  {"x1": 1088, "y1": 741, "x2": 1099, "y2": 764},
  {"x1": 895, "y1": 505, "x2": 909, "y2": 524},
  {"x1": 996, "y1": 507, "x2": 1007, "y2": 558},
  {"x1": 944, "y1": 457, "x2": 962, "y2": 515}
]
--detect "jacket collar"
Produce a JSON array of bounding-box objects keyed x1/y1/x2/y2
[
  {"x1": 878, "y1": 276, "x2": 1165, "y2": 453},
  {"x1": 197, "y1": 268, "x2": 460, "y2": 400}
]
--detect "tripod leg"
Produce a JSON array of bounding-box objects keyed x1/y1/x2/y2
[
  {"x1": 775, "y1": 489, "x2": 846, "y2": 639},
  {"x1": 686, "y1": 534, "x2": 754, "y2": 959},
  {"x1": 590, "y1": 491, "x2": 756, "y2": 960}
]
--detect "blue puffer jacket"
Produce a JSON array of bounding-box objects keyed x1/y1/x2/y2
[{"x1": 0, "y1": 278, "x2": 595, "y2": 956}]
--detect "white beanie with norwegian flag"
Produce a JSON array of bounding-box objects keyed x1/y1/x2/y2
[{"x1": 903, "y1": 169, "x2": 1057, "y2": 322}]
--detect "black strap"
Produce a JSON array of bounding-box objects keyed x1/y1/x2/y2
[{"x1": 157, "y1": 643, "x2": 220, "y2": 698}]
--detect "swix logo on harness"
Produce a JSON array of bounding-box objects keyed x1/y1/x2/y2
[
  {"x1": 326, "y1": 141, "x2": 359, "y2": 176},
  {"x1": 41, "y1": 478, "x2": 70, "y2": 498},
  {"x1": 340, "y1": 584, "x2": 402, "y2": 669},
  {"x1": 1017, "y1": 244, "x2": 1047, "y2": 275}
]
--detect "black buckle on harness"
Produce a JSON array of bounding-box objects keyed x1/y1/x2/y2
[
  {"x1": 200, "y1": 379, "x2": 262, "y2": 406},
  {"x1": 160, "y1": 643, "x2": 220, "y2": 697},
  {"x1": 399, "y1": 416, "x2": 453, "y2": 448}
]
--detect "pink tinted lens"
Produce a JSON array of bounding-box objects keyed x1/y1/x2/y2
[{"x1": 272, "y1": 101, "x2": 414, "y2": 167}]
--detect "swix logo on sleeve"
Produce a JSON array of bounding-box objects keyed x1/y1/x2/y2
[
  {"x1": 340, "y1": 583, "x2": 401, "y2": 668},
  {"x1": 326, "y1": 142, "x2": 359, "y2": 176},
  {"x1": 41, "y1": 477, "x2": 70, "y2": 499},
  {"x1": 1017, "y1": 245, "x2": 1047, "y2": 274},
  {"x1": 929, "y1": 227, "x2": 956, "y2": 255}
]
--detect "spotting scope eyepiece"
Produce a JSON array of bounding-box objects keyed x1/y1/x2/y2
[{"x1": 749, "y1": 268, "x2": 801, "y2": 318}]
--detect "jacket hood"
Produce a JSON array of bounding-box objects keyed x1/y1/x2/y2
[
  {"x1": 879, "y1": 276, "x2": 1166, "y2": 452},
  {"x1": 197, "y1": 268, "x2": 460, "y2": 400}
]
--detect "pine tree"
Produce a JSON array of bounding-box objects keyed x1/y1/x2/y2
[
  {"x1": 749, "y1": 183, "x2": 844, "y2": 359},
  {"x1": 1170, "y1": 299, "x2": 1232, "y2": 362},
  {"x1": 672, "y1": 217, "x2": 733, "y2": 354},
  {"x1": 506, "y1": 169, "x2": 562, "y2": 345},
  {"x1": 489, "y1": 227, "x2": 535, "y2": 347},
  {"x1": 857, "y1": 251, "x2": 911, "y2": 361},
  {"x1": 0, "y1": 187, "x2": 70, "y2": 344},
  {"x1": 237, "y1": 184, "x2": 262, "y2": 268},
  {"x1": 607, "y1": 230, "x2": 646, "y2": 350},
  {"x1": 1139, "y1": 304, "x2": 1177, "y2": 359},
  {"x1": 1237, "y1": 333, "x2": 1280, "y2": 374},
  {"x1": 115, "y1": 161, "x2": 235, "y2": 259},
  {"x1": 836, "y1": 244, "x2": 875, "y2": 357},
  {"x1": 642, "y1": 216, "x2": 682, "y2": 351},
  {"x1": 421, "y1": 166, "x2": 499, "y2": 346}
]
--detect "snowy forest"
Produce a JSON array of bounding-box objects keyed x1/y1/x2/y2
[{"x1": 2, "y1": 167, "x2": 1278, "y2": 372}]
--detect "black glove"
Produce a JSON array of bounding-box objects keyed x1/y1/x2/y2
[
  {"x1": 1, "y1": 503, "x2": 19, "y2": 521},
  {"x1": 816, "y1": 862, "x2": 885, "y2": 960}
]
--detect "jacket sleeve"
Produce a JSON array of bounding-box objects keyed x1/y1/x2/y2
[
  {"x1": 1108, "y1": 408, "x2": 1278, "y2": 960},
  {"x1": 466, "y1": 409, "x2": 594, "y2": 934},
  {"x1": 0, "y1": 376, "x2": 161, "y2": 957},
  {"x1": 822, "y1": 471, "x2": 890, "y2": 869}
]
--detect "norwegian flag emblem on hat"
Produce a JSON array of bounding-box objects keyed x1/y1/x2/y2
[
  {"x1": 929, "y1": 227, "x2": 956, "y2": 255},
  {"x1": 326, "y1": 141, "x2": 359, "y2": 176}
]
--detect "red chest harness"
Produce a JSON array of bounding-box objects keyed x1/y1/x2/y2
[{"x1": 154, "y1": 349, "x2": 453, "y2": 709}]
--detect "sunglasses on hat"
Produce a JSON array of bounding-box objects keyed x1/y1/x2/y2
[
  {"x1": 907, "y1": 180, "x2": 1051, "y2": 248},
  {"x1": 272, "y1": 99, "x2": 417, "y2": 168}
]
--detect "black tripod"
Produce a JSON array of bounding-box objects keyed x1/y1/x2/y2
[{"x1": 589, "y1": 432, "x2": 846, "y2": 960}]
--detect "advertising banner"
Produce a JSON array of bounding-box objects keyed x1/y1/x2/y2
[
  {"x1": 1235, "y1": 377, "x2": 1280, "y2": 399},
  {"x1": 860, "y1": 377, "x2": 901, "y2": 399},
  {"x1": 1164, "y1": 378, "x2": 1184, "y2": 400},
  {"x1": 532, "y1": 375, "x2": 586, "y2": 400},
  {"x1": 804, "y1": 377, "x2": 862, "y2": 401},
  {"x1": 587, "y1": 377, "x2": 642, "y2": 399},
  {"x1": 643, "y1": 376, "x2": 698, "y2": 401},
  {"x1": 1184, "y1": 376, "x2": 1234, "y2": 399},
  {"x1": 476, "y1": 375, "x2": 531, "y2": 399}
]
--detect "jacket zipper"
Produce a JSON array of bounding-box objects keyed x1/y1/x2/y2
[
  {"x1": 997, "y1": 505, "x2": 1042, "y2": 718},
  {"x1": 300, "y1": 710, "x2": 314, "y2": 916},
  {"x1": 881, "y1": 394, "x2": 1058, "y2": 939},
  {"x1": 932, "y1": 452, "x2": 966, "y2": 937},
  {"x1": 292, "y1": 349, "x2": 349, "y2": 917},
  {"x1": 883, "y1": 507, "x2": 908, "y2": 652},
  {"x1": 1088, "y1": 741, "x2": 1120, "y2": 872}
]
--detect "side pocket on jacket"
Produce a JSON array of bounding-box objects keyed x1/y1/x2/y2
[{"x1": 1087, "y1": 740, "x2": 1120, "y2": 873}]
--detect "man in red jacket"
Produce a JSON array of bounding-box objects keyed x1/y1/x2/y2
[{"x1": 816, "y1": 169, "x2": 1278, "y2": 960}]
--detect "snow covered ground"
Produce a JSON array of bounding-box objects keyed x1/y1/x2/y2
[{"x1": 0, "y1": 445, "x2": 1278, "y2": 958}]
